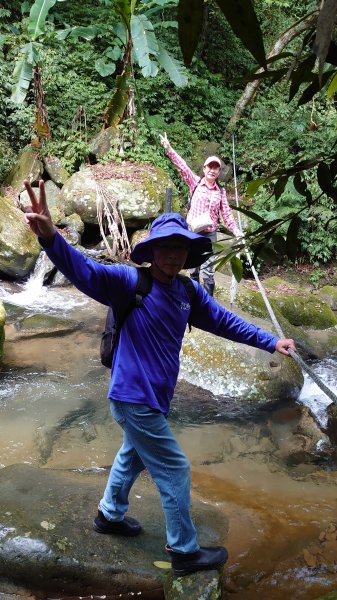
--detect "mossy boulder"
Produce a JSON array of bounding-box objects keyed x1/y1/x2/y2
[
  {"x1": 262, "y1": 277, "x2": 337, "y2": 328},
  {"x1": 0, "y1": 195, "x2": 40, "y2": 278},
  {"x1": 0, "y1": 300, "x2": 6, "y2": 367},
  {"x1": 181, "y1": 326, "x2": 303, "y2": 403},
  {"x1": 60, "y1": 161, "x2": 178, "y2": 227},
  {"x1": 43, "y1": 156, "x2": 69, "y2": 186},
  {"x1": 235, "y1": 277, "x2": 337, "y2": 330},
  {"x1": 317, "y1": 285, "x2": 337, "y2": 311},
  {"x1": 5, "y1": 146, "x2": 43, "y2": 192}
]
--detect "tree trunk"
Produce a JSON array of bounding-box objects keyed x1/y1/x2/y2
[{"x1": 225, "y1": 10, "x2": 319, "y2": 136}]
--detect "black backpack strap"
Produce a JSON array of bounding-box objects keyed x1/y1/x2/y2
[
  {"x1": 100, "y1": 267, "x2": 152, "y2": 368},
  {"x1": 135, "y1": 266, "x2": 152, "y2": 305},
  {"x1": 177, "y1": 274, "x2": 197, "y2": 332}
]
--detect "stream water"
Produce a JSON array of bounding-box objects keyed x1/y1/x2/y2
[{"x1": 1, "y1": 268, "x2": 337, "y2": 599}]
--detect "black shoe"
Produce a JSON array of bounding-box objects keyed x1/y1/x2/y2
[
  {"x1": 170, "y1": 546, "x2": 228, "y2": 577},
  {"x1": 93, "y1": 509, "x2": 142, "y2": 537}
]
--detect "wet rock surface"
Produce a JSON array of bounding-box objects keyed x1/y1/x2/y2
[{"x1": 0, "y1": 464, "x2": 228, "y2": 597}]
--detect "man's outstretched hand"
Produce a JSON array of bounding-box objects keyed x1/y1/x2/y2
[
  {"x1": 275, "y1": 338, "x2": 296, "y2": 356},
  {"x1": 23, "y1": 180, "x2": 55, "y2": 242}
]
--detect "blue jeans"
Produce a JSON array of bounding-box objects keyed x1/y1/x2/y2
[{"x1": 99, "y1": 400, "x2": 200, "y2": 553}]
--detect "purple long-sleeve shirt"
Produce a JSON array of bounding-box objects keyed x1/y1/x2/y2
[{"x1": 41, "y1": 232, "x2": 278, "y2": 413}]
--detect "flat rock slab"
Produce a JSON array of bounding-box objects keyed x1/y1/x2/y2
[{"x1": 0, "y1": 464, "x2": 228, "y2": 597}]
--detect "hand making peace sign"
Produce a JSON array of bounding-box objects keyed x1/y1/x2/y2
[{"x1": 23, "y1": 180, "x2": 56, "y2": 242}]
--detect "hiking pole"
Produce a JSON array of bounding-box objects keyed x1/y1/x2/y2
[
  {"x1": 231, "y1": 138, "x2": 337, "y2": 405},
  {"x1": 230, "y1": 135, "x2": 242, "y2": 308}
]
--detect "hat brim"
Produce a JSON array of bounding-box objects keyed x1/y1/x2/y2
[{"x1": 131, "y1": 230, "x2": 212, "y2": 269}]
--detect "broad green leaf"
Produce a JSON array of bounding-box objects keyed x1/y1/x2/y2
[
  {"x1": 69, "y1": 25, "x2": 99, "y2": 40},
  {"x1": 312, "y1": 0, "x2": 337, "y2": 83},
  {"x1": 11, "y1": 58, "x2": 33, "y2": 103},
  {"x1": 106, "y1": 46, "x2": 122, "y2": 61},
  {"x1": 298, "y1": 70, "x2": 334, "y2": 105},
  {"x1": 23, "y1": 41, "x2": 39, "y2": 65},
  {"x1": 28, "y1": 0, "x2": 57, "y2": 40},
  {"x1": 230, "y1": 256, "x2": 243, "y2": 283},
  {"x1": 215, "y1": 0, "x2": 266, "y2": 68},
  {"x1": 95, "y1": 58, "x2": 116, "y2": 77},
  {"x1": 0, "y1": 34, "x2": 6, "y2": 49},
  {"x1": 141, "y1": 59, "x2": 159, "y2": 77},
  {"x1": 113, "y1": 22, "x2": 128, "y2": 46},
  {"x1": 231, "y1": 206, "x2": 265, "y2": 224},
  {"x1": 286, "y1": 216, "x2": 300, "y2": 260},
  {"x1": 131, "y1": 14, "x2": 159, "y2": 73},
  {"x1": 288, "y1": 54, "x2": 316, "y2": 101},
  {"x1": 244, "y1": 178, "x2": 267, "y2": 199},
  {"x1": 157, "y1": 43, "x2": 188, "y2": 87},
  {"x1": 117, "y1": 0, "x2": 131, "y2": 26},
  {"x1": 274, "y1": 175, "x2": 289, "y2": 200},
  {"x1": 178, "y1": 0, "x2": 204, "y2": 66},
  {"x1": 327, "y1": 72, "x2": 337, "y2": 98},
  {"x1": 104, "y1": 72, "x2": 129, "y2": 127}
]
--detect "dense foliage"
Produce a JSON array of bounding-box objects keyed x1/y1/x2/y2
[{"x1": 0, "y1": 0, "x2": 336, "y2": 265}]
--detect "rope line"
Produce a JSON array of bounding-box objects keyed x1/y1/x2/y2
[{"x1": 231, "y1": 135, "x2": 337, "y2": 406}]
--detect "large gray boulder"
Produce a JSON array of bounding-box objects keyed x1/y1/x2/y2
[
  {"x1": 60, "y1": 162, "x2": 177, "y2": 227},
  {"x1": 181, "y1": 322, "x2": 303, "y2": 403},
  {"x1": 0, "y1": 196, "x2": 40, "y2": 278}
]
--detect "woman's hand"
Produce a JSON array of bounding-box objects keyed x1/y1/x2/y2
[
  {"x1": 275, "y1": 338, "x2": 296, "y2": 356},
  {"x1": 159, "y1": 132, "x2": 171, "y2": 150},
  {"x1": 23, "y1": 180, "x2": 56, "y2": 242}
]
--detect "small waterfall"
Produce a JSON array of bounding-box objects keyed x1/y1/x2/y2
[
  {"x1": 0, "y1": 251, "x2": 87, "y2": 313},
  {"x1": 299, "y1": 357, "x2": 337, "y2": 428}
]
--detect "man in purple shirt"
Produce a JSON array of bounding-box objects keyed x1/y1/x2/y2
[{"x1": 23, "y1": 180, "x2": 296, "y2": 577}]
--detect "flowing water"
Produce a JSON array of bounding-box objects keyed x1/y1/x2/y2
[{"x1": 1, "y1": 267, "x2": 337, "y2": 599}]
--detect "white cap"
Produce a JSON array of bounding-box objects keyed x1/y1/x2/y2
[{"x1": 203, "y1": 155, "x2": 221, "y2": 168}]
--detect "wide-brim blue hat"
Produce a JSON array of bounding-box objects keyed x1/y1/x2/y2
[{"x1": 131, "y1": 213, "x2": 212, "y2": 269}]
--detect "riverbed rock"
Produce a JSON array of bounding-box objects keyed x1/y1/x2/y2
[
  {"x1": 164, "y1": 569, "x2": 223, "y2": 599},
  {"x1": 0, "y1": 464, "x2": 229, "y2": 597},
  {"x1": 180, "y1": 323, "x2": 303, "y2": 403},
  {"x1": 60, "y1": 161, "x2": 177, "y2": 227},
  {"x1": 0, "y1": 196, "x2": 40, "y2": 278},
  {"x1": 0, "y1": 300, "x2": 5, "y2": 367},
  {"x1": 5, "y1": 146, "x2": 43, "y2": 192},
  {"x1": 89, "y1": 125, "x2": 120, "y2": 158}
]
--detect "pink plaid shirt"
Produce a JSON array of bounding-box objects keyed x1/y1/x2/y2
[{"x1": 166, "y1": 147, "x2": 241, "y2": 236}]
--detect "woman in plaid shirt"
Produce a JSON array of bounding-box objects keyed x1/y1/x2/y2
[{"x1": 160, "y1": 133, "x2": 242, "y2": 296}]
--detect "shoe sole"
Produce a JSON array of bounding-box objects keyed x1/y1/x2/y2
[
  {"x1": 172, "y1": 559, "x2": 227, "y2": 577},
  {"x1": 92, "y1": 521, "x2": 142, "y2": 537}
]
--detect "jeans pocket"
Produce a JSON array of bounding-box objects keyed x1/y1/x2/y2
[{"x1": 110, "y1": 400, "x2": 126, "y2": 425}]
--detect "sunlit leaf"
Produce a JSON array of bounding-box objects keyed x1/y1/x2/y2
[
  {"x1": 11, "y1": 57, "x2": 33, "y2": 103},
  {"x1": 131, "y1": 14, "x2": 159, "y2": 73},
  {"x1": 28, "y1": 0, "x2": 57, "y2": 40},
  {"x1": 216, "y1": 0, "x2": 266, "y2": 67},
  {"x1": 153, "y1": 560, "x2": 171, "y2": 569},
  {"x1": 178, "y1": 0, "x2": 204, "y2": 66},
  {"x1": 157, "y1": 43, "x2": 188, "y2": 87},
  {"x1": 244, "y1": 178, "x2": 267, "y2": 199},
  {"x1": 327, "y1": 72, "x2": 337, "y2": 98}
]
